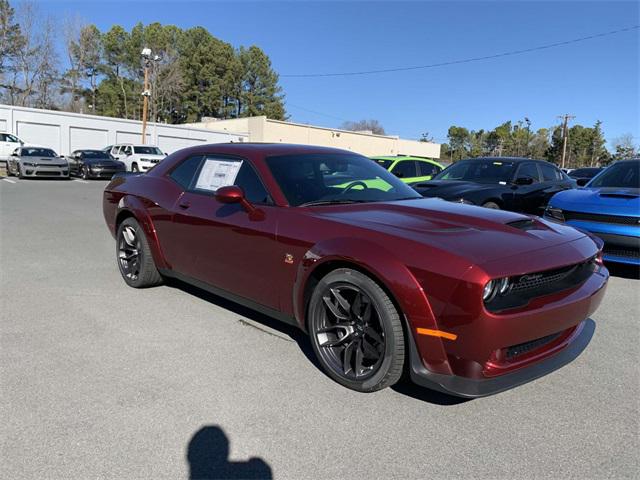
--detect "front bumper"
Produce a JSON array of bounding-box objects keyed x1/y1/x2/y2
[
  {"x1": 409, "y1": 319, "x2": 595, "y2": 397},
  {"x1": 88, "y1": 166, "x2": 125, "y2": 179},
  {"x1": 22, "y1": 165, "x2": 69, "y2": 178},
  {"x1": 565, "y1": 220, "x2": 639, "y2": 265}
]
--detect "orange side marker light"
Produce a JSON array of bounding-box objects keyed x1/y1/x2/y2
[{"x1": 416, "y1": 328, "x2": 458, "y2": 341}]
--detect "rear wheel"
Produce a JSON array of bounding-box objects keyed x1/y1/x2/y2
[
  {"x1": 132, "y1": 163, "x2": 139, "y2": 173},
  {"x1": 482, "y1": 201, "x2": 500, "y2": 209},
  {"x1": 308, "y1": 268, "x2": 405, "y2": 392},
  {"x1": 116, "y1": 217, "x2": 163, "y2": 288}
]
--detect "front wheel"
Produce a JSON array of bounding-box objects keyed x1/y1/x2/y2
[
  {"x1": 308, "y1": 268, "x2": 405, "y2": 392},
  {"x1": 482, "y1": 201, "x2": 500, "y2": 209},
  {"x1": 82, "y1": 166, "x2": 90, "y2": 180},
  {"x1": 132, "y1": 163, "x2": 139, "y2": 173},
  {"x1": 116, "y1": 217, "x2": 163, "y2": 288}
]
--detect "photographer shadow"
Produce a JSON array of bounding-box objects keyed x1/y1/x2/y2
[{"x1": 187, "y1": 425, "x2": 272, "y2": 480}]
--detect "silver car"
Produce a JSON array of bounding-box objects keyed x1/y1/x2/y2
[{"x1": 6, "y1": 146, "x2": 69, "y2": 179}]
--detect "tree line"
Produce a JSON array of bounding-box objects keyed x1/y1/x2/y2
[
  {"x1": 0, "y1": 0, "x2": 286, "y2": 123},
  {"x1": 438, "y1": 119, "x2": 637, "y2": 167}
]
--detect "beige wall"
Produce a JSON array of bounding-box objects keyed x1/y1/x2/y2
[{"x1": 187, "y1": 116, "x2": 441, "y2": 158}]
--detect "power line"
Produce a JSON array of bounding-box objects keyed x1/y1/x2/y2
[
  {"x1": 286, "y1": 102, "x2": 348, "y2": 122},
  {"x1": 282, "y1": 25, "x2": 639, "y2": 78}
]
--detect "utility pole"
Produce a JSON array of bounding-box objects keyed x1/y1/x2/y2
[
  {"x1": 140, "y1": 48, "x2": 152, "y2": 145},
  {"x1": 557, "y1": 114, "x2": 575, "y2": 169}
]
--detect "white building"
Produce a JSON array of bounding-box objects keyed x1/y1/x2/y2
[{"x1": 0, "y1": 104, "x2": 247, "y2": 157}]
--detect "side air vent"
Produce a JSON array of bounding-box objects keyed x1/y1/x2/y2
[{"x1": 507, "y1": 219, "x2": 537, "y2": 231}]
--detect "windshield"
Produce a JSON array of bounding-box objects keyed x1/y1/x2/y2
[
  {"x1": 434, "y1": 159, "x2": 516, "y2": 183},
  {"x1": 134, "y1": 146, "x2": 163, "y2": 155},
  {"x1": 372, "y1": 158, "x2": 393, "y2": 169},
  {"x1": 82, "y1": 151, "x2": 111, "y2": 159},
  {"x1": 22, "y1": 148, "x2": 57, "y2": 157},
  {"x1": 588, "y1": 162, "x2": 639, "y2": 188},
  {"x1": 266, "y1": 153, "x2": 422, "y2": 206}
]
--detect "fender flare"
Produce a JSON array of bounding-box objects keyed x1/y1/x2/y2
[
  {"x1": 293, "y1": 237, "x2": 452, "y2": 375},
  {"x1": 115, "y1": 195, "x2": 169, "y2": 270}
]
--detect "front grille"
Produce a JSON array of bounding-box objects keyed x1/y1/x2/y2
[
  {"x1": 486, "y1": 258, "x2": 598, "y2": 313},
  {"x1": 506, "y1": 333, "x2": 562, "y2": 360},
  {"x1": 603, "y1": 245, "x2": 640, "y2": 259},
  {"x1": 35, "y1": 171, "x2": 61, "y2": 176},
  {"x1": 564, "y1": 210, "x2": 640, "y2": 226}
]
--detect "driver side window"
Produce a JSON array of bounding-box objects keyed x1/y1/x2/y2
[
  {"x1": 392, "y1": 161, "x2": 417, "y2": 178},
  {"x1": 516, "y1": 163, "x2": 540, "y2": 183}
]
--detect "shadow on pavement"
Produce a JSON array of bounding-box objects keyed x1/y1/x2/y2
[
  {"x1": 166, "y1": 278, "x2": 470, "y2": 406},
  {"x1": 606, "y1": 262, "x2": 639, "y2": 280},
  {"x1": 187, "y1": 425, "x2": 272, "y2": 480}
]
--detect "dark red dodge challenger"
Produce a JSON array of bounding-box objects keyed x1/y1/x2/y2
[{"x1": 103, "y1": 144, "x2": 608, "y2": 397}]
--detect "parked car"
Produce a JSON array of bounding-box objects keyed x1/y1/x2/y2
[
  {"x1": 568, "y1": 167, "x2": 604, "y2": 186},
  {"x1": 67, "y1": 149, "x2": 126, "y2": 179},
  {"x1": 103, "y1": 144, "x2": 608, "y2": 397},
  {"x1": 107, "y1": 144, "x2": 166, "y2": 172},
  {"x1": 545, "y1": 159, "x2": 639, "y2": 265},
  {"x1": 6, "y1": 146, "x2": 69, "y2": 179},
  {"x1": 412, "y1": 157, "x2": 575, "y2": 214},
  {"x1": 0, "y1": 133, "x2": 25, "y2": 161},
  {"x1": 371, "y1": 155, "x2": 443, "y2": 183}
]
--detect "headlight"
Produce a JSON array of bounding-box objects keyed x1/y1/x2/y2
[
  {"x1": 545, "y1": 206, "x2": 565, "y2": 222},
  {"x1": 483, "y1": 277, "x2": 510, "y2": 303},
  {"x1": 483, "y1": 280, "x2": 496, "y2": 301}
]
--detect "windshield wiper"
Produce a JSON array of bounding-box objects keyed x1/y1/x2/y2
[{"x1": 298, "y1": 199, "x2": 367, "y2": 207}]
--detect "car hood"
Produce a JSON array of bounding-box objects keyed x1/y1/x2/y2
[
  {"x1": 21, "y1": 156, "x2": 67, "y2": 166},
  {"x1": 550, "y1": 187, "x2": 640, "y2": 217},
  {"x1": 414, "y1": 180, "x2": 503, "y2": 199},
  {"x1": 310, "y1": 198, "x2": 587, "y2": 264}
]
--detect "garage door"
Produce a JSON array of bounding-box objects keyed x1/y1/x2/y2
[
  {"x1": 16, "y1": 121, "x2": 61, "y2": 152},
  {"x1": 0, "y1": 119, "x2": 7, "y2": 132},
  {"x1": 116, "y1": 131, "x2": 150, "y2": 145},
  {"x1": 158, "y1": 135, "x2": 207, "y2": 154},
  {"x1": 70, "y1": 127, "x2": 109, "y2": 152}
]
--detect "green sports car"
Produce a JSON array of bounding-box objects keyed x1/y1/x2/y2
[{"x1": 372, "y1": 156, "x2": 443, "y2": 183}]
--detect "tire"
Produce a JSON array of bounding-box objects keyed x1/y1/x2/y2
[
  {"x1": 132, "y1": 163, "x2": 139, "y2": 173},
  {"x1": 17, "y1": 164, "x2": 24, "y2": 179},
  {"x1": 6, "y1": 163, "x2": 13, "y2": 176},
  {"x1": 307, "y1": 268, "x2": 405, "y2": 392},
  {"x1": 116, "y1": 217, "x2": 163, "y2": 288},
  {"x1": 82, "y1": 166, "x2": 90, "y2": 180},
  {"x1": 482, "y1": 201, "x2": 500, "y2": 209}
]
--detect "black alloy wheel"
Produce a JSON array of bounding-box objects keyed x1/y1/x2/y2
[
  {"x1": 116, "y1": 218, "x2": 163, "y2": 288},
  {"x1": 482, "y1": 201, "x2": 500, "y2": 209},
  {"x1": 308, "y1": 268, "x2": 405, "y2": 392}
]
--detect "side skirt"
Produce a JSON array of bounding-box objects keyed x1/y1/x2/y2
[{"x1": 158, "y1": 269, "x2": 300, "y2": 328}]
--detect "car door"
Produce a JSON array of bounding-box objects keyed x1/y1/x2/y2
[
  {"x1": 511, "y1": 162, "x2": 545, "y2": 214},
  {"x1": 391, "y1": 160, "x2": 419, "y2": 183},
  {"x1": 110, "y1": 145, "x2": 122, "y2": 161},
  {"x1": 0, "y1": 133, "x2": 10, "y2": 158},
  {"x1": 164, "y1": 154, "x2": 281, "y2": 309},
  {"x1": 537, "y1": 162, "x2": 574, "y2": 213}
]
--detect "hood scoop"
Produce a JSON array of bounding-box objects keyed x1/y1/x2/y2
[
  {"x1": 599, "y1": 193, "x2": 639, "y2": 199},
  {"x1": 506, "y1": 218, "x2": 547, "y2": 232}
]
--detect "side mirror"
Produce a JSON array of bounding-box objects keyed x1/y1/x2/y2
[
  {"x1": 515, "y1": 177, "x2": 534, "y2": 185},
  {"x1": 576, "y1": 178, "x2": 589, "y2": 187},
  {"x1": 216, "y1": 185, "x2": 244, "y2": 204}
]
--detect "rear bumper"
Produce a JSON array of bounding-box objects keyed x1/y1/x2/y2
[{"x1": 409, "y1": 319, "x2": 595, "y2": 398}]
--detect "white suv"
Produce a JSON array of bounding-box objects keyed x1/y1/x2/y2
[
  {"x1": 0, "y1": 133, "x2": 25, "y2": 161},
  {"x1": 108, "y1": 144, "x2": 166, "y2": 172}
]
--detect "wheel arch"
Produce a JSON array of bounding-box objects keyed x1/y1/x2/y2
[
  {"x1": 294, "y1": 238, "x2": 453, "y2": 375},
  {"x1": 114, "y1": 196, "x2": 169, "y2": 270}
]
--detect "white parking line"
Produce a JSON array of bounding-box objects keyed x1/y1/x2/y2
[
  {"x1": 73, "y1": 179, "x2": 89, "y2": 184},
  {"x1": 2, "y1": 178, "x2": 16, "y2": 184}
]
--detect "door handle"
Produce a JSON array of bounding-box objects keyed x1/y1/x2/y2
[{"x1": 178, "y1": 200, "x2": 191, "y2": 209}]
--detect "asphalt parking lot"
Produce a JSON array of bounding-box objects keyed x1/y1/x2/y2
[{"x1": 1, "y1": 177, "x2": 638, "y2": 479}]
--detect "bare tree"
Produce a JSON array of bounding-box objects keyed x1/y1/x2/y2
[
  {"x1": 61, "y1": 14, "x2": 85, "y2": 112},
  {"x1": 341, "y1": 119, "x2": 386, "y2": 135}
]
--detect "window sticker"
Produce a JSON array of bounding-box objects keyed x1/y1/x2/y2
[{"x1": 195, "y1": 159, "x2": 243, "y2": 191}]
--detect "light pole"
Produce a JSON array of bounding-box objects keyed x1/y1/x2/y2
[{"x1": 140, "y1": 48, "x2": 152, "y2": 144}]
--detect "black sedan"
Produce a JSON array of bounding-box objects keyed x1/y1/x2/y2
[
  {"x1": 568, "y1": 167, "x2": 603, "y2": 186},
  {"x1": 411, "y1": 157, "x2": 575, "y2": 214},
  {"x1": 67, "y1": 150, "x2": 126, "y2": 179}
]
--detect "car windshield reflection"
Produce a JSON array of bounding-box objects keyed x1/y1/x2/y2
[{"x1": 434, "y1": 160, "x2": 515, "y2": 184}]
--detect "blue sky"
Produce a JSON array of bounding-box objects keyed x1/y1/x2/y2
[{"x1": 35, "y1": 0, "x2": 639, "y2": 146}]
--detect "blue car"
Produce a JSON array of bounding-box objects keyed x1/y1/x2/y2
[{"x1": 544, "y1": 159, "x2": 639, "y2": 265}]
